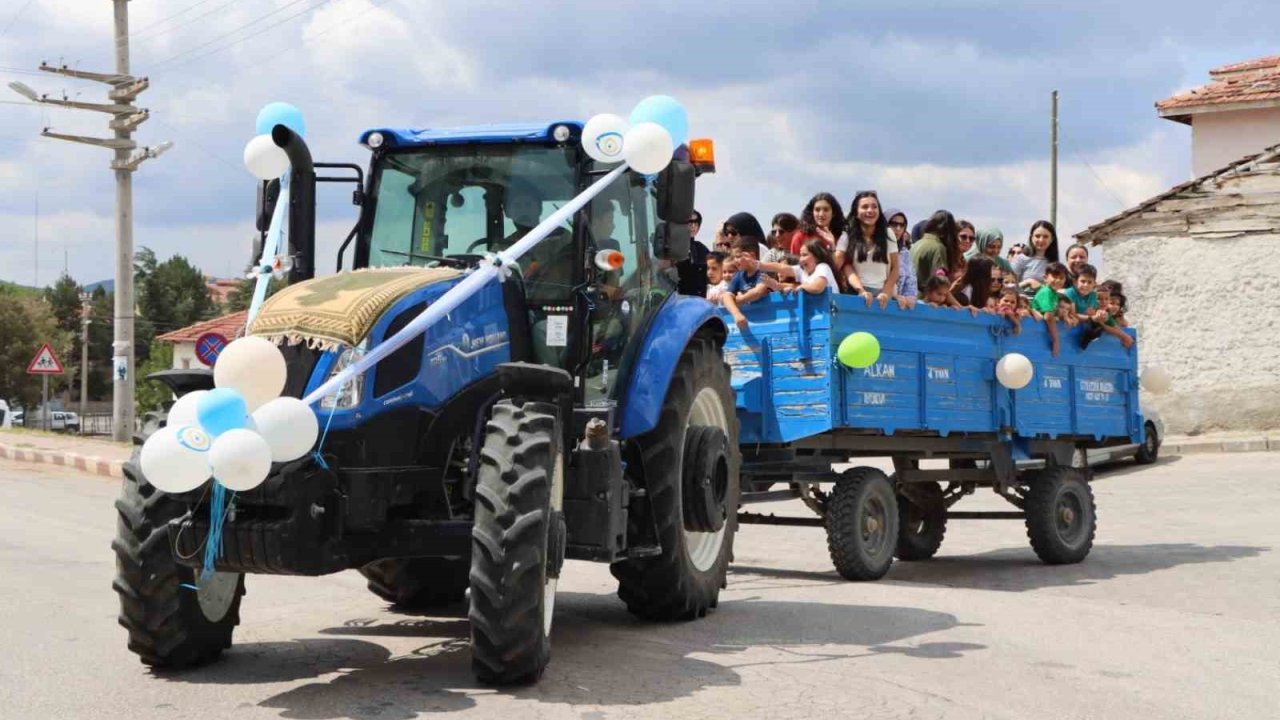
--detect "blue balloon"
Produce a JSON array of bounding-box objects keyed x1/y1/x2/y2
[
  {"x1": 255, "y1": 102, "x2": 306, "y2": 138},
  {"x1": 196, "y1": 388, "x2": 248, "y2": 438},
  {"x1": 629, "y1": 95, "x2": 688, "y2": 148}
]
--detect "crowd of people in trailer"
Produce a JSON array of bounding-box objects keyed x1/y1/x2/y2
[{"x1": 692, "y1": 192, "x2": 1133, "y2": 356}]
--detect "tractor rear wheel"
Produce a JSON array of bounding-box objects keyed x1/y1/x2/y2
[
  {"x1": 611, "y1": 335, "x2": 740, "y2": 620},
  {"x1": 359, "y1": 557, "x2": 470, "y2": 609},
  {"x1": 468, "y1": 400, "x2": 564, "y2": 685},
  {"x1": 826, "y1": 467, "x2": 899, "y2": 580},
  {"x1": 1024, "y1": 466, "x2": 1096, "y2": 564},
  {"x1": 112, "y1": 450, "x2": 244, "y2": 668},
  {"x1": 894, "y1": 480, "x2": 947, "y2": 561}
]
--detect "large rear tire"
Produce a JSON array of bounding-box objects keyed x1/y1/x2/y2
[
  {"x1": 1024, "y1": 466, "x2": 1096, "y2": 565},
  {"x1": 112, "y1": 451, "x2": 244, "y2": 668},
  {"x1": 826, "y1": 467, "x2": 899, "y2": 580},
  {"x1": 611, "y1": 335, "x2": 740, "y2": 620},
  {"x1": 468, "y1": 400, "x2": 564, "y2": 685},
  {"x1": 894, "y1": 480, "x2": 947, "y2": 561},
  {"x1": 359, "y1": 557, "x2": 470, "y2": 609}
]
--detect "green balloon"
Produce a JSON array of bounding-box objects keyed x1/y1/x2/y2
[{"x1": 837, "y1": 331, "x2": 880, "y2": 369}]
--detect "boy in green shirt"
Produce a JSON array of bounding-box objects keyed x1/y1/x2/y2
[
  {"x1": 1073, "y1": 265, "x2": 1135, "y2": 350},
  {"x1": 1030, "y1": 262, "x2": 1070, "y2": 356}
]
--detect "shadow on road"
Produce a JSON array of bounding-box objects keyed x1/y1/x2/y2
[
  {"x1": 157, "y1": 592, "x2": 981, "y2": 717},
  {"x1": 1092, "y1": 455, "x2": 1182, "y2": 480},
  {"x1": 885, "y1": 543, "x2": 1268, "y2": 592}
]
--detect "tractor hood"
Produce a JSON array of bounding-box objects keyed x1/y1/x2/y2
[{"x1": 253, "y1": 267, "x2": 514, "y2": 430}]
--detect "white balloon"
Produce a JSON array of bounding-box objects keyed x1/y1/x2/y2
[
  {"x1": 581, "y1": 113, "x2": 631, "y2": 164},
  {"x1": 996, "y1": 352, "x2": 1035, "y2": 390},
  {"x1": 1141, "y1": 365, "x2": 1172, "y2": 394},
  {"x1": 166, "y1": 390, "x2": 207, "y2": 428},
  {"x1": 252, "y1": 397, "x2": 320, "y2": 462},
  {"x1": 140, "y1": 425, "x2": 212, "y2": 493},
  {"x1": 209, "y1": 428, "x2": 273, "y2": 492},
  {"x1": 622, "y1": 122, "x2": 674, "y2": 175},
  {"x1": 214, "y1": 336, "x2": 287, "y2": 412},
  {"x1": 243, "y1": 133, "x2": 290, "y2": 180}
]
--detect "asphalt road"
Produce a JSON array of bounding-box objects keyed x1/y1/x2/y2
[{"x1": 1, "y1": 452, "x2": 1276, "y2": 720}]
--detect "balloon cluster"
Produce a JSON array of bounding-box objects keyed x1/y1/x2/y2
[
  {"x1": 141, "y1": 337, "x2": 320, "y2": 494},
  {"x1": 243, "y1": 102, "x2": 306, "y2": 180},
  {"x1": 581, "y1": 95, "x2": 688, "y2": 175}
]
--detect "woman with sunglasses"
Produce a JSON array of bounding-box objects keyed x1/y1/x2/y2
[
  {"x1": 885, "y1": 208, "x2": 917, "y2": 300},
  {"x1": 767, "y1": 212, "x2": 799, "y2": 263},
  {"x1": 835, "y1": 190, "x2": 899, "y2": 307},
  {"x1": 791, "y1": 192, "x2": 845, "y2": 255}
]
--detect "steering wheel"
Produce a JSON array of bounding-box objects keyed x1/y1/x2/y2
[{"x1": 466, "y1": 238, "x2": 492, "y2": 254}]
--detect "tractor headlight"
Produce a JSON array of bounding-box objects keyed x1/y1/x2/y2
[
  {"x1": 319, "y1": 342, "x2": 367, "y2": 410},
  {"x1": 366, "y1": 132, "x2": 385, "y2": 149}
]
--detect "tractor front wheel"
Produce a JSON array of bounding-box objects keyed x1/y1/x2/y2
[{"x1": 468, "y1": 400, "x2": 564, "y2": 685}]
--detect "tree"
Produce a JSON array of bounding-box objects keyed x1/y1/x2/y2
[
  {"x1": 87, "y1": 287, "x2": 113, "y2": 400},
  {"x1": 0, "y1": 295, "x2": 72, "y2": 410},
  {"x1": 134, "y1": 247, "x2": 217, "y2": 364},
  {"x1": 44, "y1": 274, "x2": 85, "y2": 396},
  {"x1": 135, "y1": 343, "x2": 174, "y2": 413}
]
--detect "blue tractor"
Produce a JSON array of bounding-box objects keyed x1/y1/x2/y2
[{"x1": 113, "y1": 121, "x2": 739, "y2": 683}]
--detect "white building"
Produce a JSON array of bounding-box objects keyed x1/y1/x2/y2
[
  {"x1": 1157, "y1": 55, "x2": 1280, "y2": 177},
  {"x1": 1076, "y1": 145, "x2": 1280, "y2": 434}
]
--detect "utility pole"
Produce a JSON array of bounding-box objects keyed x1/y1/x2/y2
[
  {"x1": 80, "y1": 291, "x2": 92, "y2": 428},
  {"x1": 7, "y1": 0, "x2": 172, "y2": 442},
  {"x1": 1050, "y1": 90, "x2": 1059, "y2": 228}
]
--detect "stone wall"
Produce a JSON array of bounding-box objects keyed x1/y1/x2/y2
[{"x1": 1103, "y1": 234, "x2": 1280, "y2": 433}]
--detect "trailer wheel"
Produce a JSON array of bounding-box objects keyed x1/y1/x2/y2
[
  {"x1": 611, "y1": 335, "x2": 740, "y2": 620},
  {"x1": 468, "y1": 400, "x2": 564, "y2": 685},
  {"x1": 894, "y1": 480, "x2": 947, "y2": 561},
  {"x1": 1134, "y1": 422, "x2": 1159, "y2": 465},
  {"x1": 826, "y1": 467, "x2": 899, "y2": 580},
  {"x1": 359, "y1": 557, "x2": 470, "y2": 609},
  {"x1": 1024, "y1": 466, "x2": 1096, "y2": 565},
  {"x1": 112, "y1": 450, "x2": 244, "y2": 668}
]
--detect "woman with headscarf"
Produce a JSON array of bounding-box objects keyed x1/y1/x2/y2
[{"x1": 976, "y1": 228, "x2": 1013, "y2": 276}]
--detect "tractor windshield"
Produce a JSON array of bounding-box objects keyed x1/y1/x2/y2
[{"x1": 366, "y1": 144, "x2": 578, "y2": 301}]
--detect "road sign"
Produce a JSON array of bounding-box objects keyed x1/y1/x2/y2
[
  {"x1": 195, "y1": 332, "x2": 229, "y2": 367},
  {"x1": 27, "y1": 343, "x2": 64, "y2": 375}
]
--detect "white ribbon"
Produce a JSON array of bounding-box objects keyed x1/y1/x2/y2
[
  {"x1": 246, "y1": 173, "x2": 292, "y2": 329},
  {"x1": 302, "y1": 163, "x2": 630, "y2": 406}
]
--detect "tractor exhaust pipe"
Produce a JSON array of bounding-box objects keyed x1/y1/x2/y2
[{"x1": 271, "y1": 125, "x2": 316, "y2": 283}]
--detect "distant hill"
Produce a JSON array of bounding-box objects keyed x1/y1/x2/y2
[
  {"x1": 0, "y1": 280, "x2": 40, "y2": 298},
  {"x1": 83, "y1": 279, "x2": 114, "y2": 293}
]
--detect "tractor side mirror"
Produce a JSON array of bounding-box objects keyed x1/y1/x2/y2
[
  {"x1": 655, "y1": 160, "x2": 695, "y2": 223},
  {"x1": 656, "y1": 221, "x2": 692, "y2": 263},
  {"x1": 255, "y1": 178, "x2": 281, "y2": 233}
]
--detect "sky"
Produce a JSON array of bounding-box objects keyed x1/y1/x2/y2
[{"x1": 0, "y1": 0, "x2": 1277, "y2": 288}]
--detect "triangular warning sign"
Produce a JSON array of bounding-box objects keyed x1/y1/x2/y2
[{"x1": 27, "y1": 343, "x2": 65, "y2": 375}]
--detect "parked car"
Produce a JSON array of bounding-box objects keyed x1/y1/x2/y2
[
  {"x1": 12, "y1": 409, "x2": 24, "y2": 427},
  {"x1": 0, "y1": 400, "x2": 10, "y2": 429},
  {"x1": 1077, "y1": 402, "x2": 1164, "y2": 466}
]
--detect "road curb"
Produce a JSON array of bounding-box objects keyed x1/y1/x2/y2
[
  {"x1": 0, "y1": 442, "x2": 126, "y2": 479},
  {"x1": 1165, "y1": 436, "x2": 1278, "y2": 455}
]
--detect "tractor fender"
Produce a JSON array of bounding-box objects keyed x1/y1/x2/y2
[{"x1": 618, "y1": 295, "x2": 726, "y2": 439}]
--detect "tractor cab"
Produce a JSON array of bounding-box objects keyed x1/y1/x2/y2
[{"x1": 351, "y1": 122, "x2": 698, "y2": 410}]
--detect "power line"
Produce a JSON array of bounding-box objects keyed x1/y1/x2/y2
[
  {"x1": 151, "y1": 0, "x2": 329, "y2": 71},
  {"x1": 119, "y1": 0, "x2": 240, "y2": 51},
  {"x1": 0, "y1": 0, "x2": 37, "y2": 40},
  {"x1": 129, "y1": 0, "x2": 221, "y2": 37},
  {"x1": 1062, "y1": 137, "x2": 1130, "y2": 210}
]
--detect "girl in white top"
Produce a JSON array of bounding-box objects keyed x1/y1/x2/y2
[
  {"x1": 834, "y1": 190, "x2": 899, "y2": 308},
  {"x1": 759, "y1": 237, "x2": 839, "y2": 295}
]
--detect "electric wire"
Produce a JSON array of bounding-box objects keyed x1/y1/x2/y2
[
  {"x1": 150, "y1": 0, "x2": 331, "y2": 71},
  {"x1": 0, "y1": 0, "x2": 37, "y2": 40}
]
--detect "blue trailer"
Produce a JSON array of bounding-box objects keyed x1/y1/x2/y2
[{"x1": 726, "y1": 291, "x2": 1145, "y2": 579}]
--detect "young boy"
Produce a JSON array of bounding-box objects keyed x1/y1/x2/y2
[
  {"x1": 1073, "y1": 266, "x2": 1135, "y2": 350},
  {"x1": 723, "y1": 236, "x2": 772, "y2": 329},
  {"x1": 705, "y1": 251, "x2": 729, "y2": 305},
  {"x1": 1029, "y1": 262, "x2": 1069, "y2": 320},
  {"x1": 920, "y1": 274, "x2": 951, "y2": 307}
]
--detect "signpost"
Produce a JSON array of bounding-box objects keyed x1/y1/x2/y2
[
  {"x1": 27, "y1": 344, "x2": 65, "y2": 432},
  {"x1": 194, "y1": 332, "x2": 229, "y2": 368}
]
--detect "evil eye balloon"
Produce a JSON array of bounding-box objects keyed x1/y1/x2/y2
[{"x1": 582, "y1": 113, "x2": 631, "y2": 164}]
